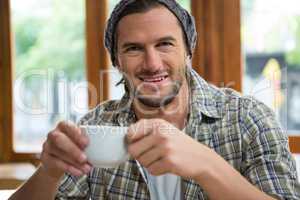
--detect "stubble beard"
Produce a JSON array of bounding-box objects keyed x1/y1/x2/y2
[
  {"x1": 122, "y1": 63, "x2": 187, "y2": 109},
  {"x1": 135, "y1": 79, "x2": 183, "y2": 108}
]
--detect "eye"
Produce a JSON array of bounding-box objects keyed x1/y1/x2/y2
[
  {"x1": 125, "y1": 46, "x2": 142, "y2": 53},
  {"x1": 157, "y1": 41, "x2": 174, "y2": 47}
]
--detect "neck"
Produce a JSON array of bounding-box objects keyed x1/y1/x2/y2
[{"x1": 133, "y1": 79, "x2": 189, "y2": 130}]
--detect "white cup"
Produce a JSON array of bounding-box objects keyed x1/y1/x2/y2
[{"x1": 80, "y1": 125, "x2": 129, "y2": 168}]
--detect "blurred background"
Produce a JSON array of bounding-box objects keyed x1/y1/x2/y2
[
  {"x1": 9, "y1": 0, "x2": 300, "y2": 153},
  {"x1": 9, "y1": 0, "x2": 190, "y2": 153},
  {"x1": 0, "y1": 0, "x2": 299, "y2": 192}
]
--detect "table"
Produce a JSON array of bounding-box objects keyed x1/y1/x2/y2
[
  {"x1": 0, "y1": 163, "x2": 36, "y2": 189},
  {"x1": 0, "y1": 190, "x2": 15, "y2": 200}
]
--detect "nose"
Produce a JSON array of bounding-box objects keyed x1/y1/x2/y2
[{"x1": 143, "y1": 47, "x2": 163, "y2": 72}]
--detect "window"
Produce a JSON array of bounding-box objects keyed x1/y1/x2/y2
[
  {"x1": 0, "y1": 0, "x2": 107, "y2": 162},
  {"x1": 1, "y1": 0, "x2": 299, "y2": 164},
  {"x1": 241, "y1": 0, "x2": 300, "y2": 134},
  {"x1": 10, "y1": 0, "x2": 88, "y2": 153}
]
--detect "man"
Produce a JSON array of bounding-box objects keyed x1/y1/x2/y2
[{"x1": 10, "y1": 0, "x2": 300, "y2": 199}]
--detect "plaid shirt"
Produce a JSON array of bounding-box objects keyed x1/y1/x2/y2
[{"x1": 55, "y1": 68, "x2": 300, "y2": 200}]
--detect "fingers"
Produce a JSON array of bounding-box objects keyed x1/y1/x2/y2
[
  {"x1": 57, "y1": 121, "x2": 89, "y2": 149},
  {"x1": 41, "y1": 150, "x2": 90, "y2": 177},
  {"x1": 128, "y1": 133, "x2": 156, "y2": 158},
  {"x1": 41, "y1": 121, "x2": 92, "y2": 178},
  {"x1": 127, "y1": 119, "x2": 153, "y2": 144},
  {"x1": 147, "y1": 158, "x2": 170, "y2": 176},
  {"x1": 136, "y1": 145, "x2": 163, "y2": 168},
  {"x1": 126, "y1": 119, "x2": 181, "y2": 176},
  {"x1": 47, "y1": 130, "x2": 87, "y2": 164},
  {"x1": 43, "y1": 137, "x2": 90, "y2": 172}
]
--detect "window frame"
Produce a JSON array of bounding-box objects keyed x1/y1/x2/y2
[
  {"x1": 191, "y1": 0, "x2": 242, "y2": 91},
  {"x1": 0, "y1": 0, "x2": 109, "y2": 164},
  {"x1": 0, "y1": 0, "x2": 13, "y2": 163},
  {"x1": 0, "y1": 0, "x2": 299, "y2": 165},
  {"x1": 191, "y1": 0, "x2": 300, "y2": 153}
]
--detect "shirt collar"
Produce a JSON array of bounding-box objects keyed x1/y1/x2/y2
[
  {"x1": 187, "y1": 68, "x2": 222, "y2": 120},
  {"x1": 116, "y1": 92, "x2": 137, "y2": 126}
]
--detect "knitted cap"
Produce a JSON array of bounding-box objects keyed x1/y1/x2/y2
[{"x1": 104, "y1": 0, "x2": 197, "y2": 66}]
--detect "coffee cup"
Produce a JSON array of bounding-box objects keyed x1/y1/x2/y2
[{"x1": 80, "y1": 125, "x2": 129, "y2": 168}]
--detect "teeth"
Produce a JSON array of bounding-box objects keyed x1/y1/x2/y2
[{"x1": 143, "y1": 76, "x2": 166, "y2": 82}]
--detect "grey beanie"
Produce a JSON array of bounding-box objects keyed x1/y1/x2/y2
[{"x1": 104, "y1": 0, "x2": 197, "y2": 67}]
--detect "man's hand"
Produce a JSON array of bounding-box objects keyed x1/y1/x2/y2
[
  {"x1": 126, "y1": 118, "x2": 215, "y2": 180},
  {"x1": 40, "y1": 121, "x2": 92, "y2": 180}
]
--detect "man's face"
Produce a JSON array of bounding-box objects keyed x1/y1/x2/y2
[{"x1": 116, "y1": 6, "x2": 187, "y2": 108}]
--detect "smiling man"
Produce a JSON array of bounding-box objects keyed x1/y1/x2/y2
[
  {"x1": 10, "y1": 0, "x2": 300, "y2": 200},
  {"x1": 117, "y1": 7, "x2": 187, "y2": 109}
]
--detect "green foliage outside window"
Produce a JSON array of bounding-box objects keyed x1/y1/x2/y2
[
  {"x1": 14, "y1": 0, "x2": 191, "y2": 82},
  {"x1": 242, "y1": 0, "x2": 300, "y2": 68},
  {"x1": 13, "y1": 0, "x2": 85, "y2": 80}
]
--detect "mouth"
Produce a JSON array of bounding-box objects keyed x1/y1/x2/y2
[{"x1": 138, "y1": 75, "x2": 169, "y2": 83}]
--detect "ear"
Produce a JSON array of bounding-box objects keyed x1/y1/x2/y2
[
  {"x1": 184, "y1": 49, "x2": 189, "y2": 60},
  {"x1": 115, "y1": 58, "x2": 123, "y2": 72},
  {"x1": 185, "y1": 54, "x2": 192, "y2": 67}
]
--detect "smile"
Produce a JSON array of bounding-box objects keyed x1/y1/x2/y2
[{"x1": 139, "y1": 75, "x2": 169, "y2": 83}]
